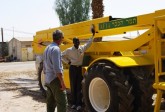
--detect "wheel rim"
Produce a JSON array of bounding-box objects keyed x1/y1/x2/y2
[
  {"x1": 41, "y1": 72, "x2": 47, "y2": 90},
  {"x1": 89, "y1": 77, "x2": 110, "y2": 112}
]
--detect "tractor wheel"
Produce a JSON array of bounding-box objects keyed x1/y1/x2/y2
[
  {"x1": 37, "y1": 62, "x2": 46, "y2": 97},
  {"x1": 82, "y1": 61, "x2": 134, "y2": 112},
  {"x1": 129, "y1": 66, "x2": 155, "y2": 112}
]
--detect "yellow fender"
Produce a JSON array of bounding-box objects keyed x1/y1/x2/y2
[{"x1": 89, "y1": 56, "x2": 154, "y2": 68}]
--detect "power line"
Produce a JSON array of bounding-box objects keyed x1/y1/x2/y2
[{"x1": 3, "y1": 28, "x2": 34, "y2": 35}]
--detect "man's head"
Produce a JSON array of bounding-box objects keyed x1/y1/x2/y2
[
  {"x1": 53, "y1": 30, "x2": 64, "y2": 45},
  {"x1": 73, "y1": 37, "x2": 80, "y2": 49}
]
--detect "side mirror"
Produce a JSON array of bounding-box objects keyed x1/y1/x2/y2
[{"x1": 90, "y1": 24, "x2": 96, "y2": 36}]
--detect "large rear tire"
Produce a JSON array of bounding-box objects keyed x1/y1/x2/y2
[
  {"x1": 82, "y1": 61, "x2": 134, "y2": 112},
  {"x1": 129, "y1": 66, "x2": 155, "y2": 112}
]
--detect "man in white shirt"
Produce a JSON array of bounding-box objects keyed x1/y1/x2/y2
[{"x1": 62, "y1": 36, "x2": 93, "y2": 111}]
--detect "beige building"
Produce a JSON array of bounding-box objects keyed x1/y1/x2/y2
[{"x1": 8, "y1": 37, "x2": 34, "y2": 61}]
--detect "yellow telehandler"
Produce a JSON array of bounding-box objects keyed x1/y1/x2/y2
[{"x1": 32, "y1": 9, "x2": 165, "y2": 112}]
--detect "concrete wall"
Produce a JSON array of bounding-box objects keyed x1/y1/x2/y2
[
  {"x1": 0, "y1": 42, "x2": 8, "y2": 57},
  {"x1": 8, "y1": 38, "x2": 21, "y2": 60},
  {"x1": 8, "y1": 38, "x2": 34, "y2": 61}
]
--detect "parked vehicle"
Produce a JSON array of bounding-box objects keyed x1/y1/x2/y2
[{"x1": 32, "y1": 9, "x2": 165, "y2": 112}]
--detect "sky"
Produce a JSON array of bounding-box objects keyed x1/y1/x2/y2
[{"x1": 0, "y1": 0, "x2": 165, "y2": 42}]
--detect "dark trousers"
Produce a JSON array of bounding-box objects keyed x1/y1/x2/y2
[
  {"x1": 69, "y1": 65, "x2": 83, "y2": 106},
  {"x1": 46, "y1": 78, "x2": 68, "y2": 112}
]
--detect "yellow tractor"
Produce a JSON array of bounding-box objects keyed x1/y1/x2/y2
[{"x1": 32, "y1": 9, "x2": 165, "y2": 112}]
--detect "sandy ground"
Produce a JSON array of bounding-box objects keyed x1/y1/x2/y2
[
  {"x1": 0, "y1": 61, "x2": 80, "y2": 112},
  {"x1": 0, "y1": 72, "x2": 46, "y2": 112},
  {"x1": 0, "y1": 61, "x2": 46, "y2": 112}
]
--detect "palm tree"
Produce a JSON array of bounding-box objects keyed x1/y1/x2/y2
[
  {"x1": 91, "y1": 0, "x2": 104, "y2": 19},
  {"x1": 91, "y1": 0, "x2": 104, "y2": 41}
]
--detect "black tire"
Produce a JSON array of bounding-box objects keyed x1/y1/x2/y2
[
  {"x1": 38, "y1": 62, "x2": 46, "y2": 97},
  {"x1": 129, "y1": 66, "x2": 155, "y2": 112},
  {"x1": 82, "y1": 61, "x2": 134, "y2": 112}
]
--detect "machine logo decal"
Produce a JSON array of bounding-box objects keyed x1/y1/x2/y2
[{"x1": 99, "y1": 17, "x2": 137, "y2": 30}]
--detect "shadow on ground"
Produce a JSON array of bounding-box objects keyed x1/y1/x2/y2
[
  {"x1": 0, "y1": 72, "x2": 45, "y2": 103},
  {"x1": 0, "y1": 72, "x2": 86, "y2": 112}
]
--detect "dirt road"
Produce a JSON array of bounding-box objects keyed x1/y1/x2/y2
[
  {"x1": 0, "y1": 61, "x2": 46, "y2": 112},
  {"x1": 0, "y1": 61, "x2": 81, "y2": 112}
]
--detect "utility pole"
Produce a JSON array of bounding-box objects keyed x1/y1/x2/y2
[
  {"x1": 1, "y1": 28, "x2": 4, "y2": 58},
  {"x1": 1, "y1": 28, "x2": 3, "y2": 42},
  {"x1": 13, "y1": 27, "x2": 14, "y2": 38}
]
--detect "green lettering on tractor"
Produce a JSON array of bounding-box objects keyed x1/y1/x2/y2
[{"x1": 99, "y1": 17, "x2": 137, "y2": 30}]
